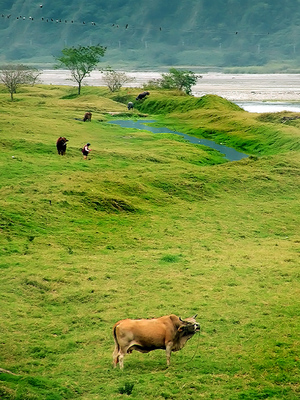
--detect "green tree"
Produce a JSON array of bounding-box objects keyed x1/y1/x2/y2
[
  {"x1": 160, "y1": 68, "x2": 200, "y2": 95},
  {"x1": 55, "y1": 45, "x2": 106, "y2": 95},
  {"x1": 0, "y1": 64, "x2": 41, "y2": 101}
]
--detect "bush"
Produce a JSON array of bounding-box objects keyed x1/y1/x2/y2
[
  {"x1": 142, "y1": 68, "x2": 200, "y2": 95},
  {"x1": 118, "y1": 382, "x2": 134, "y2": 395}
]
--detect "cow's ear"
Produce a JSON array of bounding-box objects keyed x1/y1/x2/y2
[{"x1": 178, "y1": 325, "x2": 185, "y2": 332}]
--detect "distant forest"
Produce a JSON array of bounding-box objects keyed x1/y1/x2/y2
[{"x1": 1, "y1": 0, "x2": 300, "y2": 70}]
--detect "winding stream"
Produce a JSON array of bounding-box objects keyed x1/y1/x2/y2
[{"x1": 109, "y1": 119, "x2": 248, "y2": 162}]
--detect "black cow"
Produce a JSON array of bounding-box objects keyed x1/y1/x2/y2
[
  {"x1": 136, "y1": 91, "x2": 150, "y2": 101},
  {"x1": 127, "y1": 102, "x2": 134, "y2": 110},
  {"x1": 56, "y1": 137, "x2": 68, "y2": 155}
]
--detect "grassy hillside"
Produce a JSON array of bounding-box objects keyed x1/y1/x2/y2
[{"x1": 0, "y1": 84, "x2": 299, "y2": 399}]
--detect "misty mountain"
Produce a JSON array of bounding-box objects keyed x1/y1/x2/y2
[{"x1": 0, "y1": 0, "x2": 299, "y2": 70}]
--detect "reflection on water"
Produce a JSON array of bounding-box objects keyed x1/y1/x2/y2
[
  {"x1": 235, "y1": 101, "x2": 300, "y2": 113},
  {"x1": 109, "y1": 120, "x2": 248, "y2": 162}
]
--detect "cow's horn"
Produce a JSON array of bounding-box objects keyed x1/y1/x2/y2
[
  {"x1": 179, "y1": 317, "x2": 183, "y2": 322},
  {"x1": 192, "y1": 314, "x2": 198, "y2": 319}
]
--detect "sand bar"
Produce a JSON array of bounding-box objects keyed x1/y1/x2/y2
[{"x1": 40, "y1": 70, "x2": 300, "y2": 102}]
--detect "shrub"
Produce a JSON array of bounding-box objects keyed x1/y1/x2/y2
[{"x1": 118, "y1": 382, "x2": 134, "y2": 395}]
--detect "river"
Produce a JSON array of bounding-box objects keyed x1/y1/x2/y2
[
  {"x1": 40, "y1": 70, "x2": 300, "y2": 113},
  {"x1": 109, "y1": 119, "x2": 248, "y2": 162}
]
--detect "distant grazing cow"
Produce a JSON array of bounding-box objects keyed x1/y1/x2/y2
[
  {"x1": 136, "y1": 91, "x2": 150, "y2": 101},
  {"x1": 113, "y1": 314, "x2": 200, "y2": 369},
  {"x1": 127, "y1": 101, "x2": 134, "y2": 110},
  {"x1": 83, "y1": 112, "x2": 92, "y2": 122},
  {"x1": 56, "y1": 137, "x2": 68, "y2": 155}
]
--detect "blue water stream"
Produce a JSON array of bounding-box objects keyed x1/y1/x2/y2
[{"x1": 109, "y1": 119, "x2": 248, "y2": 162}]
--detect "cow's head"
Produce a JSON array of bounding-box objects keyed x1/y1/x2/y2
[{"x1": 179, "y1": 314, "x2": 200, "y2": 334}]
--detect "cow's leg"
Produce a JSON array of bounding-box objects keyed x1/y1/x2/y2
[
  {"x1": 113, "y1": 346, "x2": 126, "y2": 369},
  {"x1": 113, "y1": 346, "x2": 119, "y2": 368},
  {"x1": 119, "y1": 352, "x2": 125, "y2": 369},
  {"x1": 165, "y1": 342, "x2": 173, "y2": 366}
]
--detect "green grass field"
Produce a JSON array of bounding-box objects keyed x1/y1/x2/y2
[{"x1": 0, "y1": 84, "x2": 299, "y2": 399}]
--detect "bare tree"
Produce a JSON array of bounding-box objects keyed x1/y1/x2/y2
[
  {"x1": 0, "y1": 64, "x2": 41, "y2": 100},
  {"x1": 102, "y1": 69, "x2": 134, "y2": 92}
]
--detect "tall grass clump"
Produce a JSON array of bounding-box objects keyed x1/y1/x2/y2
[{"x1": 0, "y1": 84, "x2": 299, "y2": 399}]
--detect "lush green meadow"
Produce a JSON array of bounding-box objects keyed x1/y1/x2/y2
[{"x1": 0, "y1": 84, "x2": 299, "y2": 399}]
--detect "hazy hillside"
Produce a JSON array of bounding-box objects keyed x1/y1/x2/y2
[{"x1": 0, "y1": 0, "x2": 299, "y2": 70}]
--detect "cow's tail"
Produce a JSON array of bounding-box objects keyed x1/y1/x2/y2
[
  {"x1": 113, "y1": 324, "x2": 120, "y2": 349},
  {"x1": 113, "y1": 323, "x2": 120, "y2": 366}
]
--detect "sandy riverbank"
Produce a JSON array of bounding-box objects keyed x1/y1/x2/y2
[{"x1": 40, "y1": 70, "x2": 300, "y2": 102}]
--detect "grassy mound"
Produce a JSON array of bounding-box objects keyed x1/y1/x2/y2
[
  {"x1": 132, "y1": 94, "x2": 242, "y2": 114},
  {"x1": 106, "y1": 88, "x2": 300, "y2": 156},
  {"x1": 0, "y1": 85, "x2": 299, "y2": 399}
]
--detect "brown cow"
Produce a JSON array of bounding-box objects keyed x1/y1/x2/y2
[
  {"x1": 83, "y1": 112, "x2": 92, "y2": 122},
  {"x1": 113, "y1": 314, "x2": 200, "y2": 369},
  {"x1": 56, "y1": 137, "x2": 68, "y2": 155}
]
